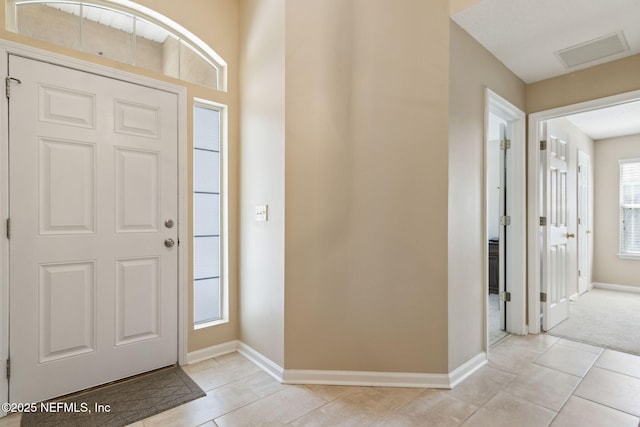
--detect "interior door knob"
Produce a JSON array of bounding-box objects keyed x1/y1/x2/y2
[
  {"x1": 566, "y1": 233, "x2": 575, "y2": 238},
  {"x1": 164, "y1": 238, "x2": 175, "y2": 248}
]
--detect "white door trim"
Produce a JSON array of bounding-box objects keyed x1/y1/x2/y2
[
  {"x1": 527, "y1": 89, "x2": 640, "y2": 333},
  {"x1": 0, "y1": 40, "x2": 188, "y2": 410},
  {"x1": 485, "y1": 89, "x2": 527, "y2": 344}
]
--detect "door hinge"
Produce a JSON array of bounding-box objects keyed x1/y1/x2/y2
[
  {"x1": 5, "y1": 358, "x2": 9, "y2": 379},
  {"x1": 500, "y1": 215, "x2": 511, "y2": 226},
  {"x1": 578, "y1": 269, "x2": 581, "y2": 277},
  {"x1": 500, "y1": 139, "x2": 511, "y2": 150},
  {"x1": 5, "y1": 218, "x2": 9, "y2": 239},
  {"x1": 500, "y1": 291, "x2": 511, "y2": 302},
  {"x1": 539, "y1": 216, "x2": 547, "y2": 226},
  {"x1": 540, "y1": 140, "x2": 547, "y2": 151},
  {"x1": 5, "y1": 76, "x2": 21, "y2": 99},
  {"x1": 540, "y1": 292, "x2": 547, "y2": 303}
]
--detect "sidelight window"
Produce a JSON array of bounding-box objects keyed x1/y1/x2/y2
[{"x1": 193, "y1": 101, "x2": 225, "y2": 326}]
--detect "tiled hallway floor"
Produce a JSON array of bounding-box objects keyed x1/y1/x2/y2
[{"x1": 2, "y1": 334, "x2": 640, "y2": 426}]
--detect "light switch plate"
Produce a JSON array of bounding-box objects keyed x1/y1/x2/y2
[{"x1": 255, "y1": 205, "x2": 268, "y2": 222}]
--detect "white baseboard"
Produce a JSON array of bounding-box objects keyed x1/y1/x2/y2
[
  {"x1": 448, "y1": 352, "x2": 487, "y2": 388},
  {"x1": 186, "y1": 340, "x2": 239, "y2": 365},
  {"x1": 283, "y1": 352, "x2": 486, "y2": 389},
  {"x1": 592, "y1": 282, "x2": 640, "y2": 294},
  {"x1": 186, "y1": 340, "x2": 483, "y2": 389},
  {"x1": 282, "y1": 369, "x2": 451, "y2": 389},
  {"x1": 237, "y1": 342, "x2": 284, "y2": 382}
]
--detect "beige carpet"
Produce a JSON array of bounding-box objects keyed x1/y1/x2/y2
[
  {"x1": 21, "y1": 365, "x2": 205, "y2": 427},
  {"x1": 547, "y1": 288, "x2": 640, "y2": 355}
]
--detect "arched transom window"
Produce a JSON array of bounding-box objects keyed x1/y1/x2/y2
[{"x1": 6, "y1": 0, "x2": 227, "y2": 91}]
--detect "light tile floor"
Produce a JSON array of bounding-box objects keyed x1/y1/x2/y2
[{"x1": 2, "y1": 334, "x2": 640, "y2": 426}]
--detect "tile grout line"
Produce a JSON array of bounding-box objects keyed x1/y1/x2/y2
[
  {"x1": 211, "y1": 386, "x2": 293, "y2": 426},
  {"x1": 285, "y1": 384, "x2": 371, "y2": 425},
  {"x1": 544, "y1": 344, "x2": 607, "y2": 425},
  {"x1": 458, "y1": 338, "x2": 547, "y2": 426}
]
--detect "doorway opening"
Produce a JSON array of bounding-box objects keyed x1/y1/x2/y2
[
  {"x1": 485, "y1": 90, "x2": 527, "y2": 349},
  {"x1": 527, "y1": 90, "x2": 640, "y2": 342},
  {"x1": 487, "y1": 112, "x2": 508, "y2": 345}
]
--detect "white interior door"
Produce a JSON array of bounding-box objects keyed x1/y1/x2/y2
[
  {"x1": 577, "y1": 150, "x2": 592, "y2": 295},
  {"x1": 8, "y1": 55, "x2": 179, "y2": 403},
  {"x1": 498, "y1": 123, "x2": 507, "y2": 331},
  {"x1": 541, "y1": 122, "x2": 570, "y2": 330}
]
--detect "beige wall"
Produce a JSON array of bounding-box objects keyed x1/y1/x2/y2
[
  {"x1": 238, "y1": 0, "x2": 285, "y2": 367},
  {"x1": 527, "y1": 54, "x2": 640, "y2": 113},
  {"x1": 593, "y1": 135, "x2": 640, "y2": 288},
  {"x1": 284, "y1": 0, "x2": 450, "y2": 373},
  {"x1": 545, "y1": 118, "x2": 595, "y2": 296},
  {"x1": 448, "y1": 22, "x2": 525, "y2": 369},
  {"x1": 0, "y1": 0, "x2": 240, "y2": 352}
]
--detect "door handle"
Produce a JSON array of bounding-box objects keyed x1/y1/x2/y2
[
  {"x1": 566, "y1": 233, "x2": 575, "y2": 238},
  {"x1": 164, "y1": 238, "x2": 175, "y2": 248}
]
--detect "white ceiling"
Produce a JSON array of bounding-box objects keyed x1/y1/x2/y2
[
  {"x1": 565, "y1": 101, "x2": 640, "y2": 141},
  {"x1": 452, "y1": 0, "x2": 640, "y2": 84},
  {"x1": 452, "y1": 0, "x2": 640, "y2": 140}
]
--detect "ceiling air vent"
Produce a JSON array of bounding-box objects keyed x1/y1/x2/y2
[{"x1": 555, "y1": 32, "x2": 629, "y2": 68}]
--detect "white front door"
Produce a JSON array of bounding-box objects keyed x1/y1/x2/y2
[
  {"x1": 8, "y1": 55, "x2": 179, "y2": 403},
  {"x1": 541, "y1": 122, "x2": 570, "y2": 331},
  {"x1": 577, "y1": 150, "x2": 592, "y2": 295}
]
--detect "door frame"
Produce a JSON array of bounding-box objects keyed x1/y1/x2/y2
[
  {"x1": 527, "y1": 89, "x2": 640, "y2": 333},
  {"x1": 0, "y1": 40, "x2": 189, "y2": 408},
  {"x1": 485, "y1": 89, "x2": 527, "y2": 343}
]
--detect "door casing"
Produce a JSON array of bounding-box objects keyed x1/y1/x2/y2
[
  {"x1": 0, "y1": 40, "x2": 189, "y2": 410},
  {"x1": 527, "y1": 89, "x2": 640, "y2": 333}
]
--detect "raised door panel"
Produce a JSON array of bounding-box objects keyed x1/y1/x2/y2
[
  {"x1": 39, "y1": 85, "x2": 96, "y2": 129},
  {"x1": 115, "y1": 258, "x2": 160, "y2": 346},
  {"x1": 114, "y1": 99, "x2": 160, "y2": 139},
  {"x1": 115, "y1": 148, "x2": 160, "y2": 233},
  {"x1": 39, "y1": 138, "x2": 96, "y2": 234},
  {"x1": 39, "y1": 262, "x2": 96, "y2": 362}
]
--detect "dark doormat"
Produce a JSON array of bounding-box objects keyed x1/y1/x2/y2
[{"x1": 21, "y1": 365, "x2": 205, "y2": 427}]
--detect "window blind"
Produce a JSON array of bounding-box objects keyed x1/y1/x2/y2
[{"x1": 620, "y1": 160, "x2": 640, "y2": 255}]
